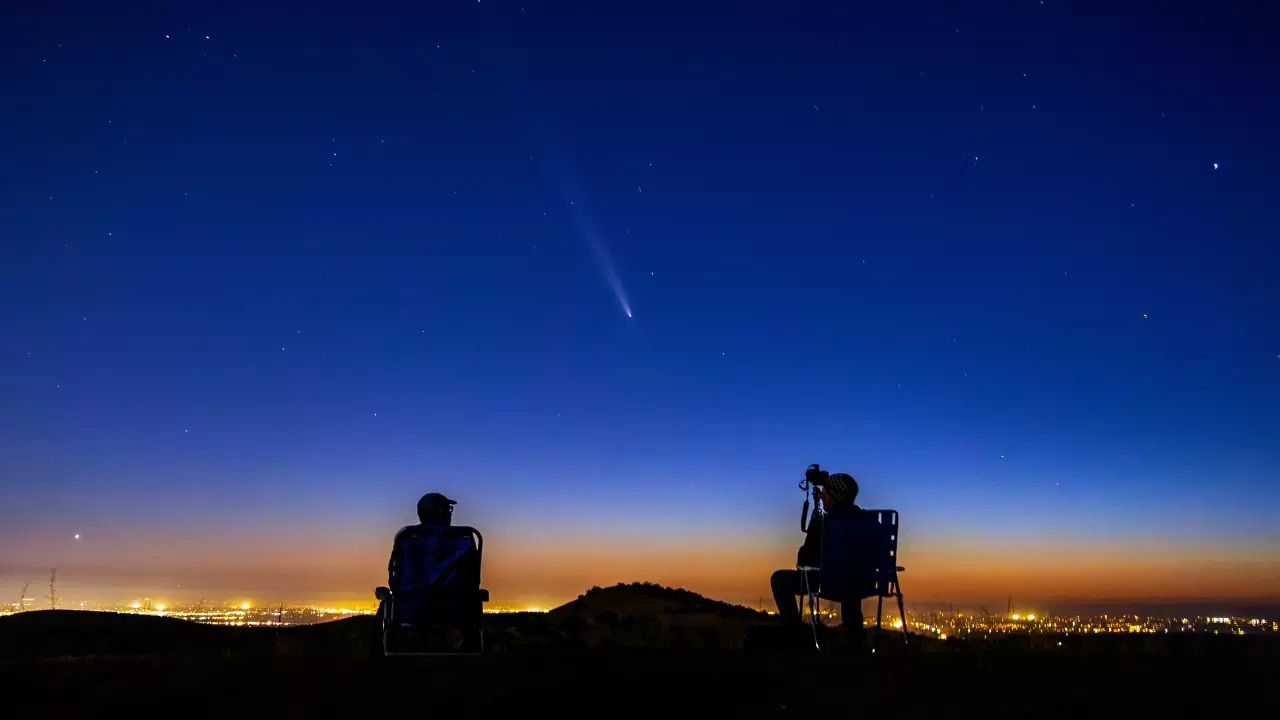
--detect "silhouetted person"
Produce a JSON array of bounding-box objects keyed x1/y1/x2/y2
[
  {"x1": 771, "y1": 473, "x2": 866, "y2": 632},
  {"x1": 386, "y1": 492, "x2": 457, "y2": 589},
  {"x1": 375, "y1": 492, "x2": 487, "y2": 653}
]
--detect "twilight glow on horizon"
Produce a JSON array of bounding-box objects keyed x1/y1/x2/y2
[{"x1": 2, "y1": 1, "x2": 1278, "y2": 610}]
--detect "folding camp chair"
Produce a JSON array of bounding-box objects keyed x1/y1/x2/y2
[
  {"x1": 801, "y1": 508, "x2": 907, "y2": 650},
  {"x1": 375, "y1": 524, "x2": 489, "y2": 655}
]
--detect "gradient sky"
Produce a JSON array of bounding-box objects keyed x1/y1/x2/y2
[{"x1": 2, "y1": 1, "x2": 1278, "y2": 610}]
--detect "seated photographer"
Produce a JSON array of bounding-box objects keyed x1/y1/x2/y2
[{"x1": 770, "y1": 470, "x2": 864, "y2": 630}]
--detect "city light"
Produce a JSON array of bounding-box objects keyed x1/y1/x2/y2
[{"x1": 3, "y1": 596, "x2": 1273, "y2": 640}]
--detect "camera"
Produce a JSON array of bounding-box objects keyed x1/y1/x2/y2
[{"x1": 805, "y1": 463, "x2": 830, "y2": 486}]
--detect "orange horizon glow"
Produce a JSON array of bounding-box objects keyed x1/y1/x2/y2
[{"x1": 9, "y1": 535, "x2": 1279, "y2": 610}]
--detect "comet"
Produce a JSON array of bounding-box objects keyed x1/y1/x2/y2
[
  {"x1": 582, "y1": 225, "x2": 634, "y2": 320},
  {"x1": 546, "y1": 156, "x2": 635, "y2": 321}
]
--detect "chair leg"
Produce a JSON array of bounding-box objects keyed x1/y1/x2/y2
[{"x1": 896, "y1": 591, "x2": 908, "y2": 649}]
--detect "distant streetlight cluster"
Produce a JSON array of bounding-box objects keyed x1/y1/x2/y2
[
  {"x1": 895, "y1": 611, "x2": 1277, "y2": 639},
  {"x1": 0, "y1": 600, "x2": 374, "y2": 626}
]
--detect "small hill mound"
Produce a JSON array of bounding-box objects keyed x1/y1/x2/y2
[
  {"x1": 537, "y1": 582, "x2": 768, "y2": 650},
  {"x1": 551, "y1": 582, "x2": 766, "y2": 621}
]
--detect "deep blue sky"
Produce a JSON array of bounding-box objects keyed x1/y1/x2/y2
[{"x1": 1, "y1": 0, "x2": 1278, "y2": 606}]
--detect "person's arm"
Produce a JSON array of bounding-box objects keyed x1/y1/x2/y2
[{"x1": 797, "y1": 512, "x2": 823, "y2": 567}]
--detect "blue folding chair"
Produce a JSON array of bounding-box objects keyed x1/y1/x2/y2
[
  {"x1": 802, "y1": 508, "x2": 907, "y2": 650},
  {"x1": 375, "y1": 525, "x2": 489, "y2": 655}
]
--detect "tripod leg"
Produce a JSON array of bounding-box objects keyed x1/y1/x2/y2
[{"x1": 876, "y1": 594, "x2": 884, "y2": 630}]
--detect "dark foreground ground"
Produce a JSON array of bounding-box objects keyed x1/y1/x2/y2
[
  {"x1": 4, "y1": 608, "x2": 1279, "y2": 717},
  {"x1": 9, "y1": 647, "x2": 1279, "y2": 718}
]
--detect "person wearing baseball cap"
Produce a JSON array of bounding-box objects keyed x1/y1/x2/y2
[
  {"x1": 416, "y1": 492, "x2": 457, "y2": 526},
  {"x1": 383, "y1": 491, "x2": 460, "y2": 594}
]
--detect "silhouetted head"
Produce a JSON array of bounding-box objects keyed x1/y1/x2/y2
[
  {"x1": 818, "y1": 473, "x2": 858, "y2": 509},
  {"x1": 416, "y1": 492, "x2": 457, "y2": 524}
]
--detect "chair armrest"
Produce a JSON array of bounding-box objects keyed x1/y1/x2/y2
[
  {"x1": 478, "y1": 589, "x2": 489, "y2": 602},
  {"x1": 375, "y1": 586, "x2": 391, "y2": 601}
]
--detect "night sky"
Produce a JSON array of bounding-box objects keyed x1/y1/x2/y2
[{"x1": 2, "y1": 1, "x2": 1278, "y2": 609}]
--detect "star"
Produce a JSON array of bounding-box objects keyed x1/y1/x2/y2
[
  {"x1": 1143, "y1": 313, "x2": 1148, "y2": 319},
  {"x1": 165, "y1": 34, "x2": 169, "y2": 39},
  {"x1": 74, "y1": 534, "x2": 80, "y2": 539},
  {"x1": 1213, "y1": 162, "x2": 1219, "y2": 170}
]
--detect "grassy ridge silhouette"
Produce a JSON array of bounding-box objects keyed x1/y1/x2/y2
[{"x1": 4, "y1": 583, "x2": 1275, "y2": 661}]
